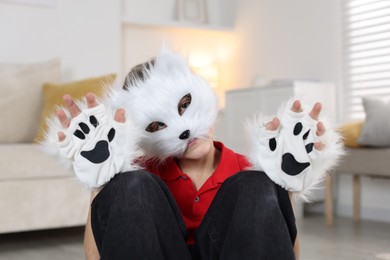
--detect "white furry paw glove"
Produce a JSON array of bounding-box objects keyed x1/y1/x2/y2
[
  {"x1": 45, "y1": 102, "x2": 139, "y2": 190},
  {"x1": 246, "y1": 100, "x2": 344, "y2": 201}
]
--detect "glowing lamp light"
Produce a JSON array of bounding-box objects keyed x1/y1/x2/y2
[{"x1": 188, "y1": 53, "x2": 220, "y2": 89}]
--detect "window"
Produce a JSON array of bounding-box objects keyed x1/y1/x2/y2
[{"x1": 342, "y1": 0, "x2": 390, "y2": 120}]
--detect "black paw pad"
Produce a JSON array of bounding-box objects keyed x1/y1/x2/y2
[
  {"x1": 282, "y1": 153, "x2": 310, "y2": 176},
  {"x1": 74, "y1": 129, "x2": 85, "y2": 140},
  {"x1": 81, "y1": 140, "x2": 110, "y2": 164},
  {"x1": 73, "y1": 117, "x2": 98, "y2": 139},
  {"x1": 305, "y1": 143, "x2": 314, "y2": 153},
  {"x1": 79, "y1": 122, "x2": 90, "y2": 134},
  {"x1": 303, "y1": 130, "x2": 310, "y2": 140},
  {"x1": 80, "y1": 128, "x2": 116, "y2": 164},
  {"x1": 294, "y1": 122, "x2": 303, "y2": 136},
  {"x1": 108, "y1": 128, "x2": 115, "y2": 142},
  {"x1": 269, "y1": 138, "x2": 277, "y2": 151},
  {"x1": 90, "y1": 116, "x2": 99, "y2": 127}
]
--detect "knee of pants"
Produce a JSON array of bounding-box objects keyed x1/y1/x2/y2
[
  {"x1": 92, "y1": 170, "x2": 161, "y2": 207},
  {"x1": 222, "y1": 170, "x2": 281, "y2": 204},
  {"x1": 224, "y1": 170, "x2": 276, "y2": 191}
]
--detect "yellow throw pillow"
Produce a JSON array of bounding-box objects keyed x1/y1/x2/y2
[
  {"x1": 337, "y1": 121, "x2": 364, "y2": 148},
  {"x1": 34, "y1": 74, "x2": 116, "y2": 143}
]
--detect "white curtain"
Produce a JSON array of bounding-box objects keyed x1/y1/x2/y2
[{"x1": 343, "y1": 0, "x2": 390, "y2": 120}]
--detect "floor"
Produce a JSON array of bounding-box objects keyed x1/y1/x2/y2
[
  {"x1": 297, "y1": 215, "x2": 390, "y2": 260},
  {"x1": 0, "y1": 214, "x2": 389, "y2": 260}
]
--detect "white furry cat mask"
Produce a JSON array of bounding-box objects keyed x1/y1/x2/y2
[{"x1": 109, "y1": 48, "x2": 218, "y2": 160}]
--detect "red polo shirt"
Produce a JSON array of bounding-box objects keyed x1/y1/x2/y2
[{"x1": 144, "y1": 142, "x2": 251, "y2": 244}]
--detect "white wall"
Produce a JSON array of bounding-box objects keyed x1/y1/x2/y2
[
  {"x1": 0, "y1": 0, "x2": 121, "y2": 81},
  {"x1": 231, "y1": 0, "x2": 343, "y2": 89}
]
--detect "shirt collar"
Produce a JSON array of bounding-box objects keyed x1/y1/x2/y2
[
  {"x1": 158, "y1": 142, "x2": 241, "y2": 183},
  {"x1": 158, "y1": 157, "x2": 183, "y2": 181},
  {"x1": 211, "y1": 142, "x2": 241, "y2": 184}
]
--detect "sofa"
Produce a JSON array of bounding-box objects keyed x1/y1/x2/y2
[
  {"x1": 0, "y1": 59, "x2": 114, "y2": 233},
  {"x1": 0, "y1": 143, "x2": 90, "y2": 233}
]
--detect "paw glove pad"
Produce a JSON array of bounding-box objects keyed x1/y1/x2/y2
[
  {"x1": 246, "y1": 100, "x2": 344, "y2": 201},
  {"x1": 43, "y1": 103, "x2": 140, "y2": 190}
]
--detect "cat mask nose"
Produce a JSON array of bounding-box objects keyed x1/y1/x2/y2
[{"x1": 179, "y1": 130, "x2": 190, "y2": 140}]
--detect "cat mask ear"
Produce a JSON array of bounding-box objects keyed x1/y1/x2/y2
[{"x1": 153, "y1": 47, "x2": 191, "y2": 75}]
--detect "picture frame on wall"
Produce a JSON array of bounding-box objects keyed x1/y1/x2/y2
[{"x1": 177, "y1": 0, "x2": 208, "y2": 24}]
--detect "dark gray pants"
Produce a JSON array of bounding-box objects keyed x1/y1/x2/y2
[{"x1": 91, "y1": 170, "x2": 296, "y2": 260}]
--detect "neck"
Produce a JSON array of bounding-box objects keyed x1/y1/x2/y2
[
  {"x1": 179, "y1": 145, "x2": 216, "y2": 171},
  {"x1": 176, "y1": 142, "x2": 221, "y2": 190}
]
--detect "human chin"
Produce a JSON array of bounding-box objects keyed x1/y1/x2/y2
[{"x1": 181, "y1": 138, "x2": 212, "y2": 160}]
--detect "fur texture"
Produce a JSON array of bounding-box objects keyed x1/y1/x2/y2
[
  {"x1": 41, "y1": 80, "x2": 141, "y2": 189},
  {"x1": 246, "y1": 98, "x2": 345, "y2": 202},
  {"x1": 42, "y1": 48, "x2": 217, "y2": 188},
  {"x1": 108, "y1": 47, "x2": 218, "y2": 161}
]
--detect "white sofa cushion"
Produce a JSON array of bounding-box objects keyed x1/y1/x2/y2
[
  {"x1": 0, "y1": 177, "x2": 90, "y2": 233},
  {"x1": 0, "y1": 59, "x2": 60, "y2": 143}
]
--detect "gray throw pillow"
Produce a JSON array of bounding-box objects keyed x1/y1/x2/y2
[{"x1": 358, "y1": 97, "x2": 390, "y2": 147}]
